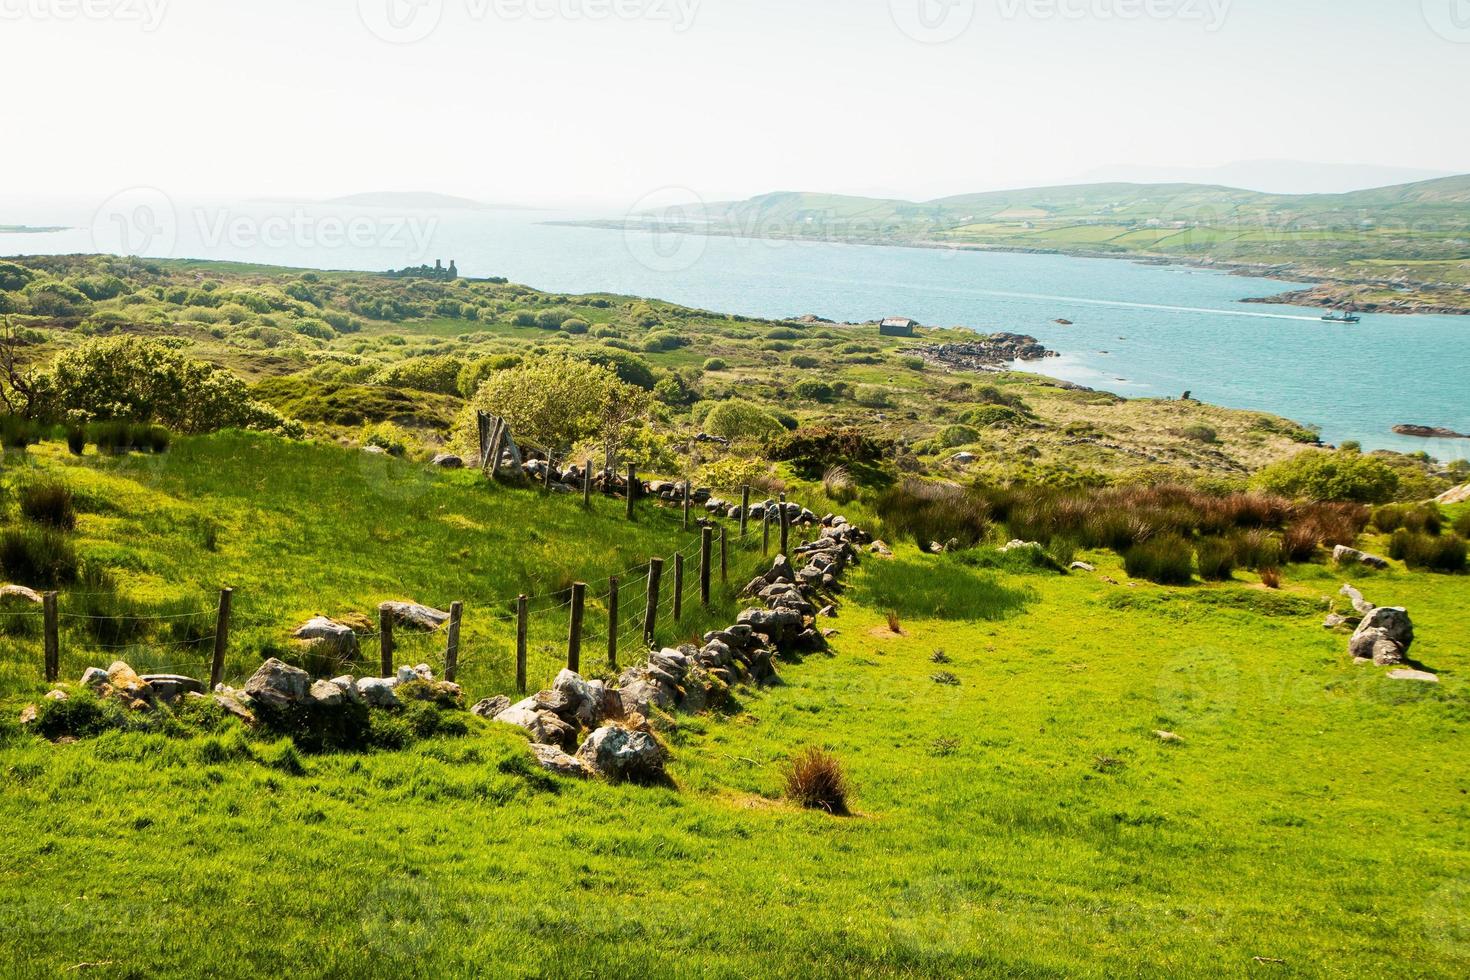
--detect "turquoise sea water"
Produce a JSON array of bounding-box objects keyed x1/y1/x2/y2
[{"x1": 4, "y1": 200, "x2": 1466, "y2": 458}]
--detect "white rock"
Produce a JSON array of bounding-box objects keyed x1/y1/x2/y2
[
  {"x1": 1386, "y1": 669, "x2": 1439, "y2": 683},
  {"x1": 357, "y1": 677, "x2": 399, "y2": 707}
]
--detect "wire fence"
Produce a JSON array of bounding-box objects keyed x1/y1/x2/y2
[{"x1": 5, "y1": 434, "x2": 823, "y2": 699}]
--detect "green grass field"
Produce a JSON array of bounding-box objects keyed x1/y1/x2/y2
[{"x1": 0, "y1": 436, "x2": 1466, "y2": 977}]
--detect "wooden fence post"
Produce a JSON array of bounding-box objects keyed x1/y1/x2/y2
[
  {"x1": 720, "y1": 525, "x2": 728, "y2": 584},
  {"x1": 567, "y1": 583, "x2": 585, "y2": 673},
  {"x1": 779, "y1": 495, "x2": 790, "y2": 556},
  {"x1": 210, "y1": 587, "x2": 232, "y2": 690},
  {"x1": 740, "y1": 486, "x2": 750, "y2": 539},
  {"x1": 626, "y1": 464, "x2": 637, "y2": 520},
  {"x1": 542, "y1": 453, "x2": 554, "y2": 494},
  {"x1": 683, "y1": 480, "x2": 691, "y2": 530},
  {"x1": 43, "y1": 591, "x2": 58, "y2": 684},
  {"x1": 378, "y1": 603, "x2": 394, "y2": 678},
  {"x1": 762, "y1": 506, "x2": 771, "y2": 556},
  {"x1": 583, "y1": 459, "x2": 592, "y2": 508},
  {"x1": 643, "y1": 557, "x2": 663, "y2": 645},
  {"x1": 516, "y1": 595, "x2": 528, "y2": 694},
  {"x1": 607, "y1": 576, "x2": 619, "y2": 671},
  {"x1": 673, "y1": 553, "x2": 684, "y2": 623},
  {"x1": 444, "y1": 600, "x2": 463, "y2": 683},
  {"x1": 700, "y1": 527, "x2": 713, "y2": 607}
]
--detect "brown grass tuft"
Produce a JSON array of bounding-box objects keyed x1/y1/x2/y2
[{"x1": 785, "y1": 747, "x2": 850, "y2": 815}]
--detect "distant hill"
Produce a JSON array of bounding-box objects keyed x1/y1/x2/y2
[
  {"x1": 1077, "y1": 160, "x2": 1456, "y2": 195},
  {"x1": 326, "y1": 192, "x2": 526, "y2": 211}
]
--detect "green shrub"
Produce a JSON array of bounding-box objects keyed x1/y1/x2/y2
[
  {"x1": 1195, "y1": 537, "x2": 1236, "y2": 581},
  {"x1": 1253, "y1": 450, "x2": 1399, "y2": 504},
  {"x1": 1228, "y1": 529, "x2": 1285, "y2": 570},
  {"x1": 938, "y1": 425, "x2": 980, "y2": 448},
  {"x1": 852, "y1": 385, "x2": 892, "y2": 408},
  {"x1": 702, "y1": 358, "x2": 727, "y2": 371},
  {"x1": 1124, "y1": 535, "x2": 1195, "y2": 585},
  {"x1": 1181, "y1": 425, "x2": 1218, "y2": 444},
  {"x1": 792, "y1": 380, "x2": 834, "y2": 402},
  {"x1": 703, "y1": 400, "x2": 783, "y2": 441},
  {"x1": 641, "y1": 331, "x2": 684, "y2": 353},
  {"x1": 1455, "y1": 511, "x2": 1470, "y2": 538},
  {"x1": 1389, "y1": 530, "x2": 1467, "y2": 572},
  {"x1": 560, "y1": 318, "x2": 589, "y2": 335},
  {"x1": 65, "y1": 426, "x2": 86, "y2": 455},
  {"x1": 0, "y1": 527, "x2": 79, "y2": 587},
  {"x1": 0, "y1": 415, "x2": 44, "y2": 450},
  {"x1": 958, "y1": 405, "x2": 1021, "y2": 429},
  {"x1": 789, "y1": 354, "x2": 820, "y2": 369},
  {"x1": 768, "y1": 427, "x2": 890, "y2": 479},
  {"x1": 20, "y1": 482, "x2": 76, "y2": 530}
]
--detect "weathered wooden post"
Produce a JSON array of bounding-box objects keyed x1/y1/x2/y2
[
  {"x1": 643, "y1": 557, "x2": 663, "y2": 645},
  {"x1": 720, "y1": 525, "x2": 728, "y2": 584},
  {"x1": 683, "y1": 479, "x2": 691, "y2": 530},
  {"x1": 567, "y1": 583, "x2": 585, "y2": 673},
  {"x1": 625, "y1": 464, "x2": 637, "y2": 520},
  {"x1": 43, "y1": 591, "x2": 58, "y2": 684},
  {"x1": 210, "y1": 587, "x2": 233, "y2": 690},
  {"x1": 762, "y1": 505, "x2": 771, "y2": 556},
  {"x1": 740, "y1": 486, "x2": 750, "y2": 539},
  {"x1": 582, "y1": 459, "x2": 592, "y2": 508},
  {"x1": 779, "y1": 494, "x2": 791, "y2": 556},
  {"x1": 515, "y1": 594, "x2": 528, "y2": 694},
  {"x1": 673, "y1": 553, "x2": 684, "y2": 623},
  {"x1": 378, "y1": 603, "x2": 394, "y2": 678},
  {"x1": 444, "y1": 600, "x2": 463, "y2": 683},
  {"x1": 542, "y1": 453, "x2": 554, "y2": 494},
  {"x1": 607, "y1": 576, "x2": 619, "y2": 670},
  {"x1": 700, "y1": 527, "x2": 713, "y2": 607}
]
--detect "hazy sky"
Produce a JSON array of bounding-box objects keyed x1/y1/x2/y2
[{"x1": 2, "y1": 0, "x2": 1467, "y2": 208}]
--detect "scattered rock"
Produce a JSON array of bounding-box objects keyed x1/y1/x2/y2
[
  {"x1": 142, "y1": 675, "x2": 205, "y2": 702},
  {"x1": 1386, "y1": 669, "x2": 1439, "y2": 684},
  {"x1": 431, "y1": 453, "x2": 464, "y2": 468},
  {"x1": 1349, "y1": 607, "x2": 1414, "y2": 666},
  {"x1": 356, "y1": 676, "x2": 400, "y2": 708},
  {"x1": 0, "y1": 584, "x2": 43, "y2": 604},
  {"x1": 1154, "y1": 730, "x2": 1184, "y2": 744},
  {"x1": 308, "y1": 679, "x2": 346, "y2": 707},
  {"x1": 1070, "y1": 561, "x2": 1096, "y2": 572},
  {"x1": 79, "y1": 667, "x2": 109, "y2": 690},
  {"x1": 471, "y1": 695, "x2": 511, "y2": 719},
  {"x1": 1333, "y1": 545, "x2": 1389, "y2": 570},
  {"x1": 19, "y1": 705, "x2": 37, "y2": 725},
  {"x1": 243, "y1": 658, "x2": 310, "y2": 710},
  {"x1": 530, "y1": 743, "x2": 592, "y2": 778},
  {"x1": 1339, "y1": 584, "x2": 1375, "y2": 616},
  {"x1": 576, "y1": 726, "x2": 668, "y2": 784}
]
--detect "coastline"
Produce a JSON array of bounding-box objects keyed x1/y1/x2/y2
[{"x1": 550, "y1": 219, "x2": 1470, "y2": 317}]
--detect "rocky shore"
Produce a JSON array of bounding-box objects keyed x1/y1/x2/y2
[
  {"x1": 1392, "y1": 424, "x2": 1469, "y2": 440},
  {"x1": 912, "y1": 333, "x2": 1058, "y2": 371},
  {"x1": 1241, "y1": 285, "x2": 1470, "y2": 316}
]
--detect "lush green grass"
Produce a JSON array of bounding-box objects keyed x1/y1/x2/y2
[
  {"x1": 0, "y1": 435, "x2": 787, "y2": 699},
  {"x1": 1, "y1": 537, "x2": 1466, "y2": 976}
]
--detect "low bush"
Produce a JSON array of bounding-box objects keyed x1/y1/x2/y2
[
  {"x1": 701, "y1": 358, "x2": 727, "y2": 371},
  {"x1": 785, "y1": 748, "x2": 850, "y2": 815},
  {"x1": 1389, "y1": 530, "x2": 1467, "y2": 572},
  {"x1": 1195, "y1": 538, "x2": 1236, "y2": 581},
  {"x1": 0, "y1": 526, "x2": 80, "y2": 587},
  {"x1": 19, "y1": 482, "x2": 77, "y2": 531},
  {"x1": 1253, "y1": 449, "x2": 1399, "y2": 504},
  {"x1": 65, "y1": 425, "x2": 86, "y2": 455},
  {"x1": 1180, "y1": 424, "x2": 1218, "y2": 444},
  {"x1": 1456, "y1": 511, "x2": 1470, "y2": 538},
  {"x1": 959, "y1": 405, "x2": 1023, "y2": 428},
  {"x1": 768, "y1": 427, "x2": 891, "y2": 480},
  {"x1": 877, "y1": 479, "x2": 992, "y2": 549},
  {"x1": 822, "y1": 465, "x2": 858, "y2": 503},
  {"x1": 937, "y1": 424, "x2": 980, "y2": 448},
  {"x1": 1124, "y1": 535, "x2": 1195, "y2": 585}
]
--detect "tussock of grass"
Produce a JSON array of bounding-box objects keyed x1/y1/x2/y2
[{"x1": 857, "y1": 557, "x2": 1033, "y2": 621}]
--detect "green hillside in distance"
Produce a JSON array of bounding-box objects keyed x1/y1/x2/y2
[{"x1": 598, "y1": 176, "x2": 1470, "y2": 313}]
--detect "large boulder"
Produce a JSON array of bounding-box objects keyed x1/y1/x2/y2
[
  {"x1": 380, "y1": 601, "x2": 450, "y2": 632},
  {"x1": 553, "y1": 669, "x2": 622, "y2": 728},
  {"x1": 142, "y1": 674, "x2": 205, "y2": 702},
  {"x1": 494, "y1": 703, "x2": 577, "y2": 751},
  {"x1": 292, "y1": 616, "x2": 360, "y2": 657},
  {"x1": 356, "y1": 676, "x2": 400, "y2": 708},
  {"x1": 1349, "y1": 607, "x2": 1414, "y2": 666},
  {"x1": 431, "y1": 453, "x2": 464, "y2": 469},
  {"x1": 576, "y1": 726, "x2": 668, "y2": 784},
  {"x1": 244, "y1": 658, "x2": 311, "y2": 710},
  {"x1": 471, "y1": 695, "x2": 511, "y2": 719}
]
